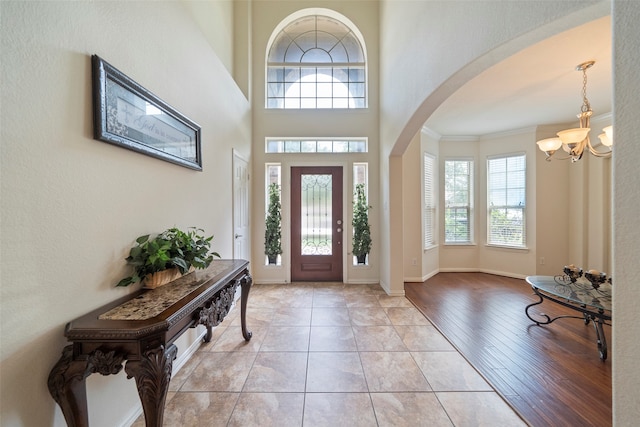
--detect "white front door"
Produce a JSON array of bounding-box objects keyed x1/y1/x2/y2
[{"x1": 233, "y1": 150, "x2": 250, "y2": 261}]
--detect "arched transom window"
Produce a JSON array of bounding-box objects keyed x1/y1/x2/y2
[{"x1": 266, "y1": 14, "x2": 366, "y2": 109}]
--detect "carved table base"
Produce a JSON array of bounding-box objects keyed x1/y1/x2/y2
[{"x1": 48, "y1": 261, "x2": 252, "y2": 427}]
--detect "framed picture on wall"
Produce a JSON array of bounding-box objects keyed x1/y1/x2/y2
[{"x1": 91, "y1": 54, "x2": 202, "y2": 171}]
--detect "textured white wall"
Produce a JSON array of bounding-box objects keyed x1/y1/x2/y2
[
  {"x1": 534, "y1": 126, "x2": 572, "y2": 275},
  {"x1": 184, "y1": 0, "x2": 234, "y2": 76},
  {"x1": 401, "y1": 132, "x2": 423, "y2": 281},
  {"x1": 612, "y1": 1, "x2": 640, "y2": 424},
  {"x1": 0, "y1": 2, "x2": 250, "y2": 426}
]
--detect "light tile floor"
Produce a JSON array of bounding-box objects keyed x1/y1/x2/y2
[{"x1": 133, "y1": 282, "x2": 526, "y2": 427}]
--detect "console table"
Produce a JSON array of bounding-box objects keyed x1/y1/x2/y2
[
  {"x1": 48, "y1": 259, "x2": 252, "y2": 427},
  {"x1": 525, "y1": 275, "x2": 611, "y2": 360}
]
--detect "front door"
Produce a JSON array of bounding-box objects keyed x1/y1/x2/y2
[{"x1": 291, "y1": 167, "x2": 343, "y2": 281}]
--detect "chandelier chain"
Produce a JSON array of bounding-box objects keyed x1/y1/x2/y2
[{"x1": 581, "y1": 67, "x2": 591, "y2": 113}]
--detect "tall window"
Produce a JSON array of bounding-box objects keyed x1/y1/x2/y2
[
  {"x1": 265, "y1": 164, "x2": 282, "y2": 265},
  {"x1": 352, "y1": 162, "x2": 369, "y2": 265},
  {"x1": 266, "y1": 163, "x2": 281, "y2": 189},
  {"x1": 487, "y1": 154, "x2": 526, "y2": 248},
  {"x1": 266, "y1": 14, "x2": 366, "y2": 109},
  {"x1": 444, "y1": 159, "x2": 473, "y2": 243},
  {"x1": 353, "y1": 162, "x2": 368, "y2": 190},
  {"x1": 423, "y1": 153, "x2": 436, "y2": 248}
]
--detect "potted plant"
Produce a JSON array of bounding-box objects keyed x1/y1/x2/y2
[
  {"x1": 116, "y1": 227, "x2": 220, "y2": 288},
  {"x1": 352, "y1": 183, "x2": 372, "y2": 264},
  {"x1": 264, "y1": 183, "x2": 282, "y2": 264}
]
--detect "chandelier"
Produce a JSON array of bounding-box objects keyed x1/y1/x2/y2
[{"x1": 536, "y1": 61, "x2": 612, "y2": 162}]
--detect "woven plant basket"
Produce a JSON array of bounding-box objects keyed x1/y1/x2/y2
[{"x1": 143, "y1": 266, "x2": 195, "y2": 289}]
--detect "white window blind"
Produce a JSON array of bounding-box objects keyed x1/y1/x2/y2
[
  {"x1": 444, "y1": 159, "x2": 473, "y2": 243},
  {"x1": 423, "y1": 153, "x2": 436, "y2": 248},
  {"x1": 487, "y1": 153, "x2": 526, "y2": 248}
]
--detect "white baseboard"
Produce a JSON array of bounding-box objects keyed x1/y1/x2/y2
[
  {"x1": 345, "y1": 279, "x2": 379, "y2": 285},
  {"x1": 387, "y1": 289, "x2": 406, "y2": 296},
  {"x1": 404, "y1": 269, "x2": 439, "y2": 283},
  {"x1": 479, "y1": 269, "x2": 527, "y2": 280},
  {"x1": 423, "y1": 269, "x2": 439, "y2": 281},
  {"x1": 122, "y1": 406, "x2": 143, "y2": 427},
  {"x1": 438, "y1": 267, "x2": 479, "y2": 273},
  {"x1": 437, "y1": 267, "x2": 527, "y2": 280}
]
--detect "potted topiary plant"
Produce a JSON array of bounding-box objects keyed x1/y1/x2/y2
[
  {"x1": 264, "y1": 183, "x2": 282, "y2": 265},
  {"x1": 352, "y1": 183, "x2": 372, "y2": 264},
  {"x1": 116, "y1": 227, "x2": 220, "y2": 288}
]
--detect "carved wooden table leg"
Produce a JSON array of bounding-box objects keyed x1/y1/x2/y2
[
  {"x1": 48, "y1": 346, "x2": 91, "y2": 427},
  {"x1": 124, "y1": 344, "x2": 178, "y2": 427},
  {"x1": 48, "y1": 345, "x2": 126, "y2": 427},
  {"x1": 240, "y1": 273, "x2": 253, "y2": 341}
]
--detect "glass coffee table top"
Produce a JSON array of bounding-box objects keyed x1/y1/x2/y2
[
  {"x1": 525, "y1": 275, "x2": 612, "y2": 360},
  {"x1": 526, "y1": 275, "x2": 611, "y2": 312}
]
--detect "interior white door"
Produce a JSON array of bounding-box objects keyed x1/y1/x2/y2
[{"x1": 233, "y1": 151, "x2": 250, "y2": 261}]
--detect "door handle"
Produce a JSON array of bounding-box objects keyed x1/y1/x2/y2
[{"x1": 235, "y1": 234, "x2": 243, "y2": 239}]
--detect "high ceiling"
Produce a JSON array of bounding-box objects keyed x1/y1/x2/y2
[{"x1": 424, "y1": 16, "x2": 612, "y2": 137}]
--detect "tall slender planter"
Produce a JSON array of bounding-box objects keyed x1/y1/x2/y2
[
  {"x1": 352, "y1": 183, "x2": 372, "y2": 264},
  {"x1": 264, "y1": 183, "x2": 282, "y2": 265}
]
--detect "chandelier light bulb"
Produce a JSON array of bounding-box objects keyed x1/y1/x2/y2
[
  {"x1": 557, "y1": 128, "x2": 590, "y2": 146},
  {"x1": 598, "y1": 132, "x2": 612, "y2": 147},
  {"x1": 602, "y1": 125, "x2": 613, "y2": 146},
  {"x1": 537, "y1": 137, "x2": 563, "y2": 152}
]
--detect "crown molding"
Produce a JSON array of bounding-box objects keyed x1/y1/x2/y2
[
  {"x1": 440, "y1": 135, "x2": 480, "y2": 142},
  {"x1": 480, "y1": 126, "x2": 538, "y2": 140},
  {"x1": 421, "y1": 126, "x2": 441, "y2": 140}
]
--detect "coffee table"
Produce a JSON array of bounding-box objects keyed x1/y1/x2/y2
[{"x1": 525, "y1": 275, "x2": 612, "y2": 360}]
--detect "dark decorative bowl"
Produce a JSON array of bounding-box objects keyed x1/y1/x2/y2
[
  {"x1": 563, "y1": 265, "x2": 583, "y2": 283},
  {"x1": 585, "y1": 270, "x2": 607, "y2": 289}
]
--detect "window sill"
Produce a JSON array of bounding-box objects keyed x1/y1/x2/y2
[
  {"x1": 443, "y1": 242, "x2": 476, "y2": 247},
  {"x1": 485, "y1": 244, "x2": 529, "y2": 252}
]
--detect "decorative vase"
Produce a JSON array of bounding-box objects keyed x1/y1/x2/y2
[
  {"x1": 267, "y1": 255, "x2": 278, "y2": 265},
  {"x1": 143, "y1": 266, "x2": 195, "y2": 289},
  {"x1": 356, "y1": 254, "x2": 367, "y2": 265}
]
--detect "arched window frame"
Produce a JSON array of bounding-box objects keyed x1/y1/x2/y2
[{"x1": 265, "y1": 9, "x2": 368, "y2": 109}]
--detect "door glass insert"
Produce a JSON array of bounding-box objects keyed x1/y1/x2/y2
[{"x1": 301, "y1": 174, "x2": 332, "y2": 255}]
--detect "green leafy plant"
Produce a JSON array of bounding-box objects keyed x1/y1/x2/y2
[
  {"x1": 116, "y1": 227, "x2": 220, "y2": 287},
  {"x1": 352, "y1": 183, "x2": 372, "y2": 263},
  {"x1": 264, "y1": 183, "x2": 282, "y2": 263}
]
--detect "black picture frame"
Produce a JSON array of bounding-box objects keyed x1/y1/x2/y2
[{"x1": 91, "y1": 54, "x2": 202, "y2": 171}]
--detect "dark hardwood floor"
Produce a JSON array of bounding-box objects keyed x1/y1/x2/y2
[{"x1": 405, "y1": 273, "x2": 612, "y2": 427}]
